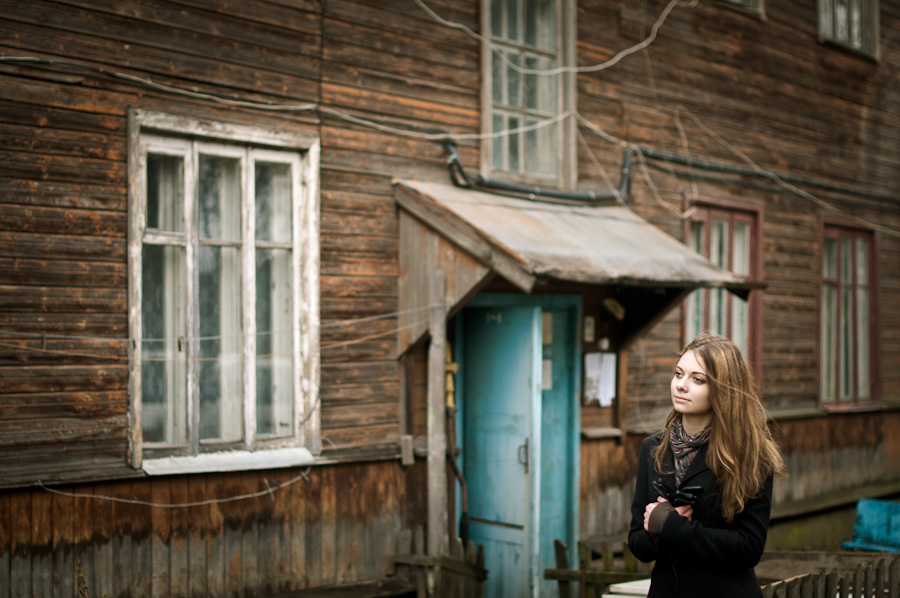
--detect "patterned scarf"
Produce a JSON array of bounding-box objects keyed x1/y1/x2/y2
[{"x1": 669, "y1": 418, "x2": 711, "y2": 487}]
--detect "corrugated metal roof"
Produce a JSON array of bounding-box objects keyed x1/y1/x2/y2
[{"x1": 396, "y1": 179, "x2": 754, "y2": 291}]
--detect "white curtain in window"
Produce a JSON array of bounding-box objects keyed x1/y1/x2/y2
[{"x1": 255, "y1": 161, "x2": 294, "y2": 438}]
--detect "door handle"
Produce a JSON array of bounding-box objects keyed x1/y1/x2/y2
[{"x1": 518, "y1": 437, "x2": 529, "y2": 474}]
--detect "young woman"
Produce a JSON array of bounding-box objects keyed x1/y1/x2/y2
[{"x1": 628, "y1": 333, "x2": 783, "y2": 598}]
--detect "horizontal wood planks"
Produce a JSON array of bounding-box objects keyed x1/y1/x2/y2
[{"x1": 0, "y1": 461, "x2": 412, "y2": 598}]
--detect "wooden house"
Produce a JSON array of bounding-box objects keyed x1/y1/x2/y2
[{"x1": 0, "y1": 1, "x2": 898, "y2": 597}]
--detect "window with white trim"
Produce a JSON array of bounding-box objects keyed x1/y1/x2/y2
[
  {"x1": 129, "y1": 111, "x2": 320, "y2": 463},
  {"x1": 820, "y1": 225, "x2": 876, "y2": 406},
  {"x1": 482, "y1": 0, "x2": 574, "y2": 187},
  {"x1": 818, "y1": 0, "x2": 879, "y2": 58}
]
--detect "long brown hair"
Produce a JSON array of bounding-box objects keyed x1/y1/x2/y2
[{"x1": 653, "y1": 333, "x2": 784, "y2": 522}]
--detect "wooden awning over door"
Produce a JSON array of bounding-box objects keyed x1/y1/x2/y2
[{"x1": 395, "y1": 179, "x2": 758, "y2": 356}]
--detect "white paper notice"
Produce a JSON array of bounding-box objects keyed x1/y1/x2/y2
[
  {"x1": 584, "y1": 352, "x2": 616, "y2": 407},
  {"x1": 542, "y1": 359, "x2": 553, "y2": 390}
]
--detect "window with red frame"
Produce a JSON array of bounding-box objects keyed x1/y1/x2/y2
[
  {"x1": 821, "y1": 226, "x2": 876, "y2": 405},
  {"x1": 685, "y1": 206, "x2": 761, "y2": 368}
]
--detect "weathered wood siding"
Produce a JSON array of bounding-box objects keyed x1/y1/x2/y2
[
  {"x1": 574, "y1": 0, "x2": 900, "y2": 415},
  {"x1": 2, "y1": 0, "x2": 900, "y2": 593},
  {"x1": 0, "y1": 460, "x2": 425, "y2": 598},
  {"x1": 774, "y1": 411, "x2": 900, "y2": 506},
  {"x1": 574, "y1": 0, "x2": 900, "y2": 541},
  {"x1": 0, "y1": 0, "x2": 465, "y2": 593},
  {"x1": 0, "y1": 0, "x2": 483, "y2": 486}
]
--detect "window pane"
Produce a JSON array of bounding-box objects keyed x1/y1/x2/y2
[
  {"x1": 493, "y1": 113, "x2": 506, "y2": 170},
  {"x1": 506, "y1": 50, "x2": 522, "y2": 107},
  {"x1": 732, "y1": 222, "x2": 750, "y2": 276},
  {"x1": 711, "y1": 218, "x2": 728, "y2": 268},
  {"x1": 710, "y1": 289, "x2": 725, "y2": 335},
  {"x1": 197, "y1": 154, "x2": 243, "y2": 442},
  {"x1": 856, "y1": 287, "x2": 870, "y2": 399},
  {"x1": 835, "y1": 0, "x2": 849, "y2": 42},
  {"x1": 199, "y1": 156, "x2": 241, "y2": 241},
  {"x1": 525, "y1": 0, "x2": 557, "y2": 51},
  {"x1": 506, "y1": 0, "x2": 520, "y2": 41},
  {"x1": 525, "y1": 118, "x2": 558, "y2": 176},
  {"x1": 839, "y1": 286, "x2": 852, "y2": 399},
  {"x1": 492, "y1": 51, "x2": 505, "y2": 105},
  {"x1": 731, "y1": 221, "x2": 751, "y2": 356},
  {"x1": 821, "y1": 285, "x2": 836, "y2": 402},
  {"x1": 524, "y1": 54, "x2": 558, "y2": 113},
  {"x1": 709, "y1": 219, "x2": 727, "y2": 335},
  {"x1": 256, "y1": 248, "x2": 293, "y2": 437},
  {"x1": 841, "y1": 237, "x2": 852, "y2": 283},
  {"x1": 731, "y1": 296, "x2": 749, "y2": 356},
  {"x1": 690, "y1": 220, "x2": 704, "y2": 254},
  {"x1": 855, "y1": 237, "x2": 868, "y2": 285},
  {"x1": 142, "y1": 244, "x2": 187, "y2": 444},
  {"x1": 850, "y1": 0, "x2": 861, "y2": 46},
  {"x1": 146, "y1": 154, "x2": 183, "y2": 233},
  {"x1": 686, "y1": 221, "x2": 705, "y2": 339},
  {"x1": 823, "y1": 237, "x2": 837, "y2": 279},
  {"x1": 256, "y1": 162, "x2": 292, "y2": 243},
  {"x1": 491, "y1": 0, "x2": 504, "y2": 37},
  {"x1": 685, "y1": 289, "x2": 703, "y2": 341},
  {"x1": 199, "y1": 246, "x2": 243, "y2": 442},
  {"x1": 508, "y1": 115, "x2": 520, "y2": 170}
]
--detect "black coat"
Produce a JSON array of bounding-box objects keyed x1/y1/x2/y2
[{"x1": 628, "y1": 433, "x2": 773, "y2": 598}]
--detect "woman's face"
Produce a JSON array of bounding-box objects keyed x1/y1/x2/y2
[{"x1": 671, "y1": 349, "x2": 713, "y2": 431}]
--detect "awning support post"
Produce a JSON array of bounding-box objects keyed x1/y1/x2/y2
[{"x1": 427, "y1": 270, "x2": 448, "y2": 557}]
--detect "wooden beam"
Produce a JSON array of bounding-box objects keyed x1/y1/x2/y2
[
  {"x1": 427, "y1": 271, "x2": 448, "y2": 557},
  {"x1": 395, "y1": 184, "x2": 536, "y2": 293},
  {"x1": 396, "y1": 209, "x2": 492, "y2": 357}
]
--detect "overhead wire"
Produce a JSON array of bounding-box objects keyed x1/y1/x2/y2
[
  {"x1": 3, "y1": 44, "x2": 896, "y2": 235},
  {"x1": 0, "y1": 305, "x2": 435, "y2": 363},
  {"x1": 1, "y1": 0, "x2": 898, "y2": 363},
  {"x1": 412, "y1": 0, "x2": 699, "y2": 76},
  {"x1": 36, "y1": 468, "x2": 312, "y2": 507}
]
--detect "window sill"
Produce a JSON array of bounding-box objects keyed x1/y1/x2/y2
[{"x1": 142, "y1": 447, "x2": 314, "y2": 476}]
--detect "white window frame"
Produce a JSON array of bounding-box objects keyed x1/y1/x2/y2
[
  {"x1": 818, "y1": 0, "x2": 880, "y2": 59},
  {"x1": 127, "y1": 110, "x2": 321, "y2": 473},
  {"x1": 480, "y1": 0, "x2": 576, "y2": 189}
]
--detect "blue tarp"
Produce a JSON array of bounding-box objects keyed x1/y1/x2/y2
[{"x1": 841, "y1": 498, "x2": 900, "y2": 553}]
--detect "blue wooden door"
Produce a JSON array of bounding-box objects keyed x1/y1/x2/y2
[{"x1": 462, "y1": 306, "x2": 541, "y2": 598}]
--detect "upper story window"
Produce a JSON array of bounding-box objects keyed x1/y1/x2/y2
[
  {"x1": 128, "y1": 111, "x2": 321, "y2": 466},
  {"x1": 820, "y1": 224, "x2": 877, "y2": 407},
  {"x1": 685, "y1": 204, "x2": 762, "y2": 371},
  {"x1": 482, "y1": 0, "x2": 574, "y2": 188},
  {"x1": 818, "y1": 0, "x2": 880, "y2": 58}
]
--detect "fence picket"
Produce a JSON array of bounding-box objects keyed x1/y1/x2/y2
[
  {"x1": 888, "y1": 558, "x2": 900, "y2": 598},
  {"x1": 826, "y1": 568, "x2": 838, "y2": 598}
]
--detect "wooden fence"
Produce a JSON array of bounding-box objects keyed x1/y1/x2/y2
[
  {"x1": 390, "y1": 527, "x2": 486, "y2": 598},
  {"x1": 545, "y1": 542, "x2": 900, "y2": 598},
  {"x1": 543, "y1": 539, "x2": 650, "y2": 597},
  {"x1": 759, "y1": 552, "x2": 900, "y2": 598}
]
